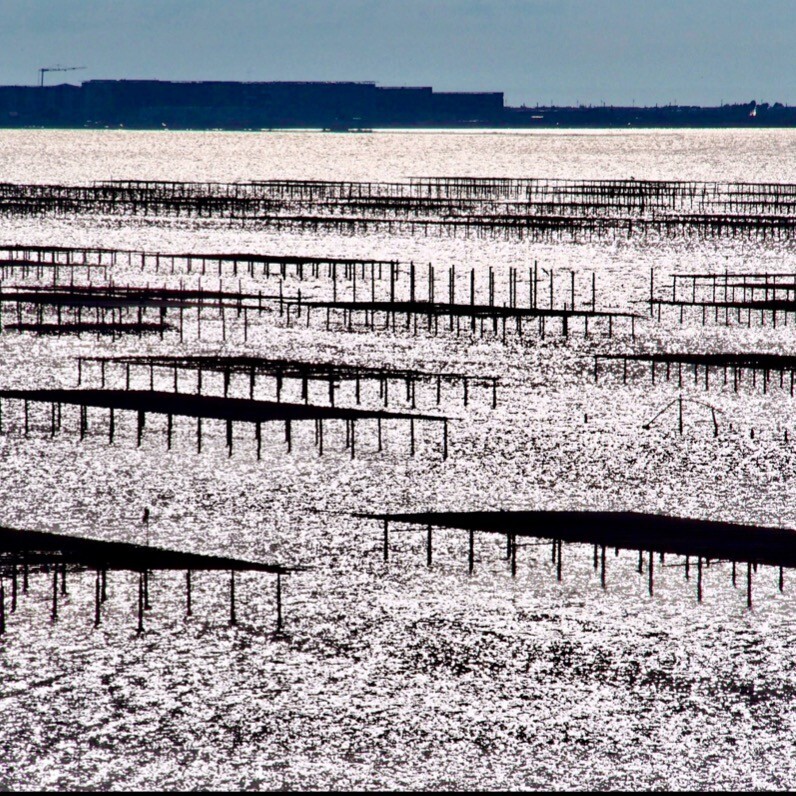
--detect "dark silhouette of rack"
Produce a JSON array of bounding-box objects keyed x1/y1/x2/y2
[
  {"x1": 595, "y1": 352, "x2": 796, "y2": 396},
  {"x1": 76, "y1": 355, "x2": 499, "y2": 409},
  {"x1": 0, "y1": 523, "x2": 302, "y2": 635},
  {"x1": 363, "y1": 510, "x2": 796, "y2": 607},
  {"x1": 2, "y1": 178, "x2": 796, "y2": 240},
  {"x1": 0, "y1": 389, "x2": 450, "y2": 459}
]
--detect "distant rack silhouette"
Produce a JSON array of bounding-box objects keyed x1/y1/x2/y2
[
  {"x1": 0, "y1": 245, "x2": 631, "y2": 337},
  {"x1": 0, "y1": 252, "x2": 633, "y2": 343},
  {"x1": 0, "y1": 389, "x2": 450, "y2": 459},
  {"x1": 76, "y1": 355, "x2": 499, "y2": 409},
  {"x1": 0, "y1": 283, "x2": 286, "y2": 341},
  {"x1": 0, "y1": 524, "x2": 301, "y2": 634},
  {"x1": 0, "y1": 247, "x2": 616, "y2": 329},
  {"x1": 289, "y1": 298, "x2": 640, "y2": 340},
  {"x1": 363, "y1": 510, "x2": 796, "y2": 607},
  {"x1": 6, "y1": 320, "x2": 172, "y2": 336},
  {"x1": 595, "y1": 352, "x2": 796, "y2": 396},
  {"x1": 1, "y1": 178, "x2": 796, "y2": 239},
  {"x1": 648, "y1": 268, "x2": 796, "y2": 326},
  {"x1": 0, "y1": 244, "x2": 399, "y2": 282},
  {"x1": 0, "y1": 282, "x2": 277, "y2": 310}
]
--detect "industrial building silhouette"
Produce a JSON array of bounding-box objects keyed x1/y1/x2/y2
[{"x1": 0, "y1": 79, "x2": 791, "y2": 129}]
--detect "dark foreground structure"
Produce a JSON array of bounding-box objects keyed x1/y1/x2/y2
[
  {"x1": 364, "y1": 510, "x2": 796, "y2": 607},
  {"x1": 0, "y1": 524, "x2": 301, "y2": 634},
  {"x1": 0, "y1": 79, "x2": 792, "y2": 129}
]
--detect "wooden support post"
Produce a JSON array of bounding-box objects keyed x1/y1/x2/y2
[
  {"x1": 556, "y1": 539, "x2": 562, "y2": 581},
  {"x1": 747, "y1": 562, "x2": 753, "y2": 608},
  {"x1": 469, "y1": 529, "x2": 474, "y2": 574},
  {"x1": 94, "y1": 570, "x2": 101, "y2": 627},
  {"x1": 697, "y1": 556, "x2": 703, "y2": 603},
  {"x1": 678, "y1": 395, "x2": 684, "y2": 435},
  {"x1": 571, "y1": 270, "x2": 576, "y2": 311},
  {"x1": 383, "y1": 520, "x2": 389, "y2": 562},
  {"x1": 186, "y1": 570, "x2": 192, "y2": 616},
  {"x1": 51, "y1": 567, "x2": 58, "y2": 621},
  {"x1": 649, "y1": 268, "x2": 654, "y2": 316},
  {"x1": 229, "y1": 570, "x2": 236, "y2": 626},
  {"x1": 600, "y1": 545, "x2": 606, "y2": 589},
  {"x1": 276, "y1": 573, "x2": 283, "y2": 633},
  {"x1": 648, "y1": 550, "x2": 654, "y2": 595},
  {"x1": 426, "y1": 525, "x2": 433, "y2": 567},
  {"x1": 137, "y1": 572, "x2": 144, "y2": 634},
  {"x1": 511, "y1": 534, "x2": 518, "y2": 578}
]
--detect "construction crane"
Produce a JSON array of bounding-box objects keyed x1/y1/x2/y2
[{"x1": 38, "y1": 65, "x2": 85, "y2": 88}]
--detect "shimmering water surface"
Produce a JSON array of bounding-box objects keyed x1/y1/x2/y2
[{"x1": 2, "y1": 130, "x2": 796, "y2": 790}]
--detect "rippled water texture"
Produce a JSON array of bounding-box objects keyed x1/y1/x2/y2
[{"x1": 2, "y1": 130, "x2": 796, "y2": 789}]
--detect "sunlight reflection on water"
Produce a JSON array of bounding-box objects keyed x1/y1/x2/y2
[{"x1": 1, "y1": 130, "x2": 796, "y2": 788}]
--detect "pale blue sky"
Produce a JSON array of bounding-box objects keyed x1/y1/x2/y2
[{"x1": 1, "y1": 0, "x2": 793, "y2": 105}]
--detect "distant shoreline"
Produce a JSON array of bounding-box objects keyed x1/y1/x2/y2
[
  {"x1": 1, "y1": 122, "x2": 795, "y2": 132},
  {"x1": 1, "y1": 79, "x2": 792, "y2": 130}
]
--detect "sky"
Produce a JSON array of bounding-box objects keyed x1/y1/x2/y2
[{"x1": 0, "y1": 0, "x2": 794, "y2": 106}]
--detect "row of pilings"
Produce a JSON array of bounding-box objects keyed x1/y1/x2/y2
[{"x1": 1, "y1": 178, "x2": 796, "y2": 240}]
